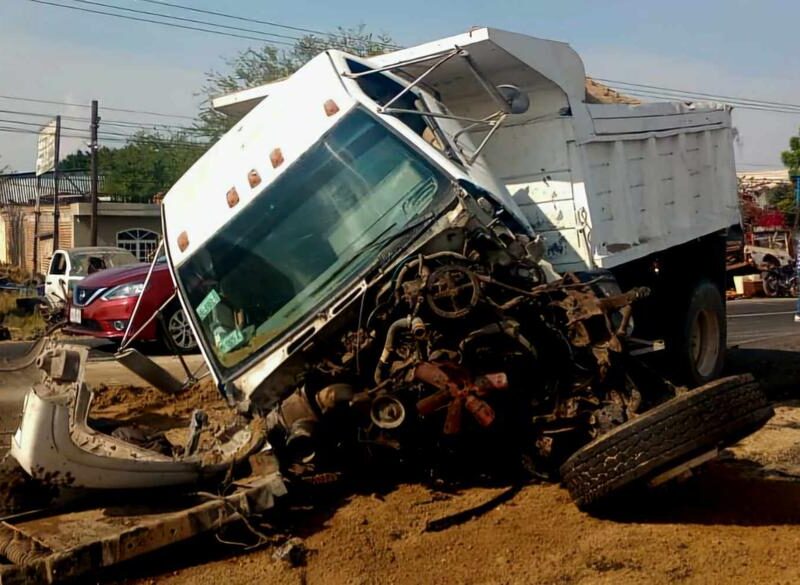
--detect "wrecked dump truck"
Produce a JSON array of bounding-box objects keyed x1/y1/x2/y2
[{"x1": 2, "y1": 27, "x2": 773, "y2": 581}]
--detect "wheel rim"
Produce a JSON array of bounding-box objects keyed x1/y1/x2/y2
[
  {"x1": 764, "y1": 275, "x2": 778, "y2": 295},
  {"x1": 168, "y1": 309, "x2": 196, "y2": 350},
  {"x1": 689, "y1": 309, "x2": 720, "y2": 380}
]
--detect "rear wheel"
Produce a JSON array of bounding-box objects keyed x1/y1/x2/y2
[
  {"x1": 675, "y1": 281, "x2": 725, "y2": 386},
  {"x1": 160, "y1": 303, "x2": 197, "y2": 354},
  {"x1": 560, "y1": 374, "x2": 773, "y2": 510}
]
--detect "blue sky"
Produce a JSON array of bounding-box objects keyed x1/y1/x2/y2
[{"x1": 2, "y1": 0, "x2": 799, "y2": 170}]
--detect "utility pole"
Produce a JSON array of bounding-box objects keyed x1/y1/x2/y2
[
  {"x1": 33, "y1": 174, "x2": 40, "y2": 274},
  {"x1": 52, "y1": 115, "x2": 61, "y2": 251},
  {"x1": 90, "y1": 100, "x2": 99, "y2": 246}
]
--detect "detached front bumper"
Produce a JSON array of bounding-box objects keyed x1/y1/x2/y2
[{"x1": 10, "y1": 344, "x2": 268, "y2": 490}]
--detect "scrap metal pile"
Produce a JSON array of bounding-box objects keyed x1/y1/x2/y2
[{"x1": 259, "y1": 198, "x2": 658, "y2": 484}]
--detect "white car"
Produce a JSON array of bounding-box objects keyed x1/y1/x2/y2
[{"x1": 44, "y1": 246, "x2": 138, "y2": 308}]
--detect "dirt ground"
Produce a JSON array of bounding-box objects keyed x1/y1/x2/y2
[
  {"x1": 112, "y1": 449, "x2": 800, "y2": 585},
  {"x1": 78, "y1": 353, "x2": 800, "y2": 585}
]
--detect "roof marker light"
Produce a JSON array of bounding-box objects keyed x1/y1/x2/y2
[
  {"x1": 248, "y1": 169, "x2": 262, "y2": 188},
  {"x1": 177, "y1": 231, "x2": 189, "y2": 252},
  {"x1": 270, "y1": 148, "x2": 284, "y2": 169},
  {"x1": 324, "y1": 99, "x2": 340, "y2": 116},
  {"x1": 227, "y1": 187, "x2": 240, "y2": 208}
]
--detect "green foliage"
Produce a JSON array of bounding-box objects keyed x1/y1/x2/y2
[
  {"x1": 196, "y1": 24, "x2": 395, "y2": 140},
  {"x1": 58, "y1": 140, "x2": 202, "y2": 202},
  {"x1": 782, "y1": 130, "x2": 800, "y2": 177},
  {"x1": 102, "y1": 133, "x2": 204, "y2": 202},
  {"x1": 767, "y1": 182, "x2": 796, "y2": 214}
]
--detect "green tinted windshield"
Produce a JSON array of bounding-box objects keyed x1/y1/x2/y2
[{"x1": 177, "y1": 108, "x2": 451, "y2": 375}]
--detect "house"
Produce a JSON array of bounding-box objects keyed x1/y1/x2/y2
[{"x1": 0, "y1": 170, "x2": 162, "y2": 274}]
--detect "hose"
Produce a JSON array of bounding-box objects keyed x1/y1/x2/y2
[{"x1": 374, "y1": 317, "x2": 412, "y2": 385}]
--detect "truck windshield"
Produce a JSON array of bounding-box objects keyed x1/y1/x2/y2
[{"x1": 177, "y1": 108, "x2": 451, "y2": 376}]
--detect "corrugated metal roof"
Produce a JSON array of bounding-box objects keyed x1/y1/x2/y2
[{"x1": 0, "y1": 171, "x2": 108, "y2": 206}]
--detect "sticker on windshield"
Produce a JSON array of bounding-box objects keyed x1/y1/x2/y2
[
  {"x1": 196, "y1": 289, "x2": 221, "y2": 320},
  {"x1": 218, "y1": 328, "x2": 245, "y2": 354}
]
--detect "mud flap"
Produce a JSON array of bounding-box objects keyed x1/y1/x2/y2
[{"x1": 114, "y1": 348, "x2": 185, "y2": 395}]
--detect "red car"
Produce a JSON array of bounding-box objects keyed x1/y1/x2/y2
[{"x1": 64, "y1": 258, "x2": 197, "y2": 352}]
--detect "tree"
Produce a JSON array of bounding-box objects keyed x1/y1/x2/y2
[
  {"x1": 196, "y1": 25, "x2": 395, "y2": 140},
  {"x1": 103, "y1": 133, "x2": 205, "y2": 202},
  {"x1": 767, "y1": 182, "x2": 795, "y2": 215},
  {"x1": 782, "y1": 128, "x2": 800, "y2": 177},
  {"x1": 58, "y1": 149, "x2": 92, "y2": 171}
]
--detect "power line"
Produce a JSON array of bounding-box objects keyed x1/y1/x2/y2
[
  {"x1": 614, "y1": 89, "x2": 800, "y2": 114},
  {"x1": 615, "y1": 88, "x2": 800, "y2": 116},
  {"x1": 70, "y1": 0, "x2": 306, "y2": 44},
  {"x1": 0, "y1": 92, "x2": 195, "y2": 120},
  {"x1": 137, "y1": 0, "x2": 401, "y2": 49},
  {"x1": 0, "y1": 123, "x2": 208, "y2": 148},
  {"x1": 594, "y1": 77, "x2": 800, "y2": 111},
  {"x1": 30, "y1": 0, "x2": 298, "y2": 47},
  {"x1": 30, "y1": 0, "x2": 398, "y2": 54},
  {"x1": 0, "y1": 106, "x2": 215, "y2": 137}
]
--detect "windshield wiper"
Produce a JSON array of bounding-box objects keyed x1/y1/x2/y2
[
  {"x1": 305, "y1": 212, "x2": 439, "y2": 299},
  {"x1": 364, "y1": 211, "x2": 438, "y2": 264}
]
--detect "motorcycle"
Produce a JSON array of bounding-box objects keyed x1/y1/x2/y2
[{"x1": 761, "y1": 264, "x2": 798, "y2": 298}]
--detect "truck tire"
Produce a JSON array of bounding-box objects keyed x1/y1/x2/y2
[
  {"x1": 560, "y1": 374, "x2": 773, "y2": 510},
  {"x1": 160, "y1": 302, "x2": 198, "y2": 354},
  {"x1": 676, "y1": 280, "x2": 726, "y2": 386}
]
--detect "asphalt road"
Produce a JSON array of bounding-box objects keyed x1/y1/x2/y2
[{"x1": 727, "y1": 297, "x2": 798, "y2": 347}]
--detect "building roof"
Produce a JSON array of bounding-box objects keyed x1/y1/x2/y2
[{"x1": 0, "y1": 170, "x2": 108, "y2": 206}]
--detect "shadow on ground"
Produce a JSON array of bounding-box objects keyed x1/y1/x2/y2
[
  {"x1": 727, "y1": 346, "x2": 800, "y2": 400},
  {"x1": 593, "y1": 455, "x2": 800, "y2": 526}
]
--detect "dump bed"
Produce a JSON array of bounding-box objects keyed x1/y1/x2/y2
[{"x1": 368, "y1": 28, "x2": 739, "y2": 272}]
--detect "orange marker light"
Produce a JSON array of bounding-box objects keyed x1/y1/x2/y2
[
  {"x1": 177, "y1": 231, "x2": 189, "y2": 252},
  {"x1": 270, "y1": 148, "x2": 284, "y2": 169},
  {"x1": 324, "y1": 99, "x2": 340, "y2": 116},
  {"x1": 248, "y1": 169, "x2": 262, "y2": 188},
  {"x1": 227, "y1": 187, "x2": 240, "y2": 208}
]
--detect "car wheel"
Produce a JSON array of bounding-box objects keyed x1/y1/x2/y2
[
  {"x1": 161, "y1": 303, "x2": 197, "y2": 354},
  {"x1": 560, "y1": 374, "x2": 773, "y2": 510},
  {"x1": 762, "y1": 271, "x2": 780, "y2": 297}
]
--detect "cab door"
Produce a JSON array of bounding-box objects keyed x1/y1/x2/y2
[{"x1": 44, "y1": 251, "x2": 69, "y2": 306}]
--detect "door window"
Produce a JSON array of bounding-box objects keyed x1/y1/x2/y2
[{"x1": 49, "y1": 253, "x2": 66, "y2": 275}]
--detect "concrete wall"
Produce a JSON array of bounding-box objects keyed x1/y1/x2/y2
[{"x1": 72, "y1": 214, "x2": 162, "y2": 248}]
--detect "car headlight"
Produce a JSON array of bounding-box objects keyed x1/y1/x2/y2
[{"x1": 102, "y1": 282, "x2": 145, "y2": 300}]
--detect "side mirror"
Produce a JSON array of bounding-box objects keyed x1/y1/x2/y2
[{"x1": 497, "y1": 85, "x2": 530, "y2": 115}]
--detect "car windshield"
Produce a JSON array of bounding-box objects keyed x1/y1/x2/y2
[
  {"x1": 177, "y1": 108, "x2": 452, "y2": 376},
  {"x1": 69, "y1": 250, "x2": 138, "y2": 276}
]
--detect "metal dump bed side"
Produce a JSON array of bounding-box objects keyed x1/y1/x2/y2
[{"x1": 369, "y1": 27, "x2": 739, "y2": 272}]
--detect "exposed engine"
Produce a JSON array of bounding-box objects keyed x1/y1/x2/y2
[{"x1": 262, "y1": 198, "x2": 658, "y2": 483}]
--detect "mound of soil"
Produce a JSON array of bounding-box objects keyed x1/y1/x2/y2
[{"x1": 89, "y1": 378, "x2": 237, "y2": 453}]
